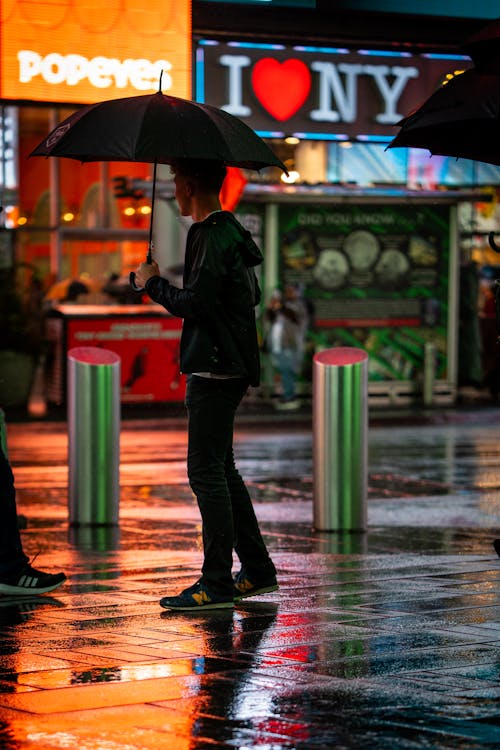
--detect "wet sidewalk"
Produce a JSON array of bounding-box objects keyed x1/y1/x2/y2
[{"x1": 1, "y1": 405, "x2": 500, "y2": 748}]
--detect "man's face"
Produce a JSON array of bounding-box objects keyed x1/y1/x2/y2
[{"x1": 173, "y1": 172, "x2": 194, "y2": 216}]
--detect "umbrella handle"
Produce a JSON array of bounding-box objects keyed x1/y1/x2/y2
[
  {"x1": 129, "y1": 271, "x2": 144, "y2": 292},
  {"x1": 129, "y1": 245, "x2": 154, "y2": 292},
  {"x1": 489, "y1": 232, "x2": 500, "y2": 253}
]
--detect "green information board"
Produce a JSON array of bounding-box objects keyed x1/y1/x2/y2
[{"x1": 278, "y1": 203, "x2": 450, "y2": 382}]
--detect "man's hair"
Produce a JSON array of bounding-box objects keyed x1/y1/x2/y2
[{"x1": 170, "y1": 159, "x2": 227, "y2": 193}]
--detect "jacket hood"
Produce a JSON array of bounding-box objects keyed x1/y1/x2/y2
[{"x1": 217, "y1": 211, "x2": 264, "y2": 268}]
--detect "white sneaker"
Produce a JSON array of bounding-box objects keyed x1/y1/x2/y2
[{"x1": 0, "y1": 564, "x2": 66, "y2": 595}]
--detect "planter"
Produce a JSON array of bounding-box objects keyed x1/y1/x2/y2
[{"x1": 0, "y1": 350, "x2": 36, "y2": 407}]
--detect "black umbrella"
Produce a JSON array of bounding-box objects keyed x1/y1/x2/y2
[
  {"x1": 389, "y1": 75, "x2": 500, "y2": 253},
  {"x1": 30, "y1": 89, "x2": 287, "y2": 171},
  {"x1": 387, "y1": 69, "x2": 500, "y2": 165},
  {"x1": 30, "y1": 74, "x2": 287, "y2": 286},
  {"x1": 387, "y1": 18, "x2": 500, "y2": 250},
  {"x1": 388, "y1": 16, "x2": 500, "y2": 164}
]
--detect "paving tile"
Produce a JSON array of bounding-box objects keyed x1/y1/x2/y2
[
  {"x1": 0, "y1": 674, "x2": 200, "y2": 713},
  {"x1": 3, "y1": 704, "x2": 195, "y2": 750}
]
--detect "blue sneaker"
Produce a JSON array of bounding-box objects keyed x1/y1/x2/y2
[
  {"x1": 233, "y1": 570, "x2": 278, "y2": 600},
  {"x1": 159, "y1": 580, "x2": 234, "y2": 611}
]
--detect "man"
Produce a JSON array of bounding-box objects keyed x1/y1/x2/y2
[
  {"x1": 265, "y1": 283, "x2": 308, "y2": 409},
  {"x1": 134, "y1": 159, "x2": 278, "y2": 611},
  {"x1": 0, "y1": 441, "x2": 66, "y2": 596}
]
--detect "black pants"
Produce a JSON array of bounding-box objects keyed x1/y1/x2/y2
[
  {"x1": 186, "y1": 375, "x2": 276, "y2": 598},
  {"x1": 0, "y1": 445, "x2": 28, "y2": 576}
]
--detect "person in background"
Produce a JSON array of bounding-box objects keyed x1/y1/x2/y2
[
  {"x1": 265, "y1": 283, "x2": 308, "y2": 410},
  {"x1": 0, "y1": 436, "x2": 66, "y2": 596},
  {"x1": 134, "y1": 158, "x2": 278, "y2": 612},
  {"x1": 62, "y1": 279, "x2": 89, "y2": 303},
  {"x1": 478, "y1": 267, "x2": 500, "y2": 400}
]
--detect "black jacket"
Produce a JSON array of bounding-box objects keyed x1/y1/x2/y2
[{"x1": 145, "y1": 211, "x2": 263, "y2": 386}]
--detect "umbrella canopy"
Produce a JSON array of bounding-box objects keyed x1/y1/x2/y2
[
  {"x1": 387, "y1": 68, "x2": 500, "y2": 166},
  {"x1": 387, "y1": 17, "x2": 500, "y2": 166},
  {"x1": 387, "y1": 16, "x2": 500, "y2": 252},
  {"x1": 30, "y1": 91, "x2": 286, "y2": 173},
  {"x1": 30, "y1": 85, "x2": 286, "y2": 287}
]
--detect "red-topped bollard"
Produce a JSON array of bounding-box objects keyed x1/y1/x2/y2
[
  {"x1": 313, "y1": 347, "x2": 368, "y2": 532},
  {"x1": 67, "y1": 347, "x2": 121, "y2": 526}
]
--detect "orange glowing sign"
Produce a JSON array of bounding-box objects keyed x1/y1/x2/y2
[{"x1": 0, "y1": 0, "x2": 192, "y2": 103}]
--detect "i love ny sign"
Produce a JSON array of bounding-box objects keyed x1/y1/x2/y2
[{"x1": 198, "y1": 41, "x2": 470, "y2": 138}]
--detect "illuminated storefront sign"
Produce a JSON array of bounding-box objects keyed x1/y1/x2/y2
[
  {"x1": 196, "y1": 40, "x2": 471, "y2": 139},
  {"x1": 1, "y1": 0, "x2": 192, "y2": 103}
]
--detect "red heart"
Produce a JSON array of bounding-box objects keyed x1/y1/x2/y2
[{"x1": 251, "y1": 58, "x2": 311, "y2": 122}]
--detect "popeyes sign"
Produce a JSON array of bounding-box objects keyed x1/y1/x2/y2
[
  {"x1": 197, "y1": 41, "x2": 471, "y2": 138},
  {"x1": 0, "y1": 0, "x2": 192, "y2": 103}
]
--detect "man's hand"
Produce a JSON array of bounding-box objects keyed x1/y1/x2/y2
[{"x1": 135, "y1": 260, "x2": 160, "y2": 288}]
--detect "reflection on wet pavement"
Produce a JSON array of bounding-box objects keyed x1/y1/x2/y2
[{"x1": 1, "y1": 409, "x2": 500, "y2": 747}]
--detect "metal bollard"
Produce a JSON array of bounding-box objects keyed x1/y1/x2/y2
[
  {"x1": 423, "y1": 341, "x2": 436, "y2": 406},
  {"x1": 68, "y1": 347, "x2": 121, "y2": 526},
  {"x1": 313, "y1": 347, "x2": 368, "y2": 532}
]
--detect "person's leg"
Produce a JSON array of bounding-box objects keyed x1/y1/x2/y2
[
  {"x1": 277, "y1": 350, "x2": 296, "y2": 401},
  {"x1": 185, "y1": 376, "x2": 240, "y2": 599},
  {"x1": 0, "y1": 445, "x2": 29, "y2": 577},
  {"x1": 225, "y1": 447, "x2": 276, "y2": 583},
  {"x1": 0, "y1": 444, "x2": 66, "y2": 595}
]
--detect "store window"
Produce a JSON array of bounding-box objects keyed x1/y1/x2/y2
[
  {"x1": 331, "y1": 142, "x2": 407, "y2": 185},
  {"x1": 327, "y1": 140, "x2": 500, "y2": 188},
  {"x1": 2, "y1": 105, "x2": 154, "y2": 296}
]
